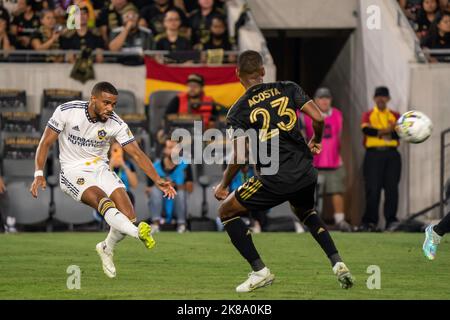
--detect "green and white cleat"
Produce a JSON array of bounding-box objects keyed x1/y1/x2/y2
[
  {"x1": 333, "y1": 262, "x2": 354, "y2": 289},
  {"x1": 96, "y1": 241, "x2": 116, "y2": 278},
  {"x1": 236, "y1": 267, "x2": 275, "y2": 293},
  {"x1": 423, "y1": 225, "x2": 441, "y2": 260},
  {"x1": 138, "y1": 222, "x2": 156, "y2": 249}
]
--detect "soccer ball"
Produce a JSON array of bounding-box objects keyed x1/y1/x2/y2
[{"x1": 395, "y1": 110, "x2": 433, "y2": 144}]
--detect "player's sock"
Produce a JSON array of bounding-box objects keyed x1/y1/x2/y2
[
  {"x1": 433, "y1": 212, "x2": 450, "y2": 236},
  {"x1": 222, "y1": 216, "x2": 265, "y2": 272},
  {"x1": 99, "y1": 198, "x2": 138, "y2": 238},
  {"x1": 303, "y1": 211, "x2": 342, "y2": 266},
  {"x1": 104, "y1": 228, "x2": 126, "y2": 254}
]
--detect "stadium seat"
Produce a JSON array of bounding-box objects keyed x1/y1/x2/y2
[
  {"x1": 0, "y1": 90, "x2": 27, "y2": 113},
  {"x1": 116, "y1": 89, "x2": 137, "y2": 114},
  {"x1": 40, "y1": 89, "x2": 83, "y2": 131},
  {"x1": 148, "y1": 90, "x2": 180, "y2": 140},
  {"x1": 5, "y1": 179, "x2": 50, "y2": 225},
  {"x1": 133, "y1": 182, "x2": 152, "y2": 222},
  {"x1": 53, "y1": 187, "x2": 95, "y2": 225},
  {"x1": 3, "y1": 159, "x2": 35, "y2": 178}
]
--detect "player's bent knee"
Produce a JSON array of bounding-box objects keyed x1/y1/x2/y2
[
  {"x1": 218, "y1": 202, "x2": 237, "y2": 221},
  {"x1": 218, "y1": 197, "x2": 246, "y2": 221},
  {"x1": 291, "y1": 205, "x2": 317, "y2": 223}
]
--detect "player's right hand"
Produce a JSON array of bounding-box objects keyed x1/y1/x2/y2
[
  {"x1": 308, "y1": 139, "x2": 322, "y2": 155},
  {"x1": 214, "y1": 183, "x2": 229, "y2": 201},
  {"x1": 30, "y1": 176, "x2": 46, "y2": 198}
]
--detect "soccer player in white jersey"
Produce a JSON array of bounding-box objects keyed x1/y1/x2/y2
[{"x1": 30, "y1": 82, "x2": 176, "y2": 278}]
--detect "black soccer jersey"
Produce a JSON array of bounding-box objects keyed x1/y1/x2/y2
[{"x1": 226, "y1": 81, "x2": 317, "y2": 194}]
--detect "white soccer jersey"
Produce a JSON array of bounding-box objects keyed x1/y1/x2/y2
[{"x1": 47, "y1": 100, "x2": 135, "y2": 170}]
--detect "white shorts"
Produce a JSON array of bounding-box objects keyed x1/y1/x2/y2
[{"x1": 60, "y1": 163, "x2": 125, "y2": 202}]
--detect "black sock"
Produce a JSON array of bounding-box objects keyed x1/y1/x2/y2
[
  {"x1": 434, "y1": 212, "x2": 450, "y2": 236},
  {"x1": 303, "y1": 212, "x2": 341, "y2": 266},
  {"x1": 222, "y1": 217, "x2": 265, "y2": 272}
]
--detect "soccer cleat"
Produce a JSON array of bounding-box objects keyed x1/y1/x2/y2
[
  {"x1": 333, "y1": 262, "x2": 354, "y2": 289},
  {"x1": 138, "y1": 222, "x2": 156, "y2": 249},
  {"x1": 236, "y1": 267, "x2": 275, "y2": 293},
  {"x1": 96, "y1": 241, "x2": 116, "y2": 278},
  {"x1": 423, "y1": 225, "x2": 441, "y2": 260}
]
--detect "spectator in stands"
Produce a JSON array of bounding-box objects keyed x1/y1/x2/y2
[
  {"x1": 421, "y1": 11, "x2": 450, "y2": 52},
  {"x1": 109, "y1": 140, "x2": 139, "y2": 205},
  {"x1": 73, "y1": 0, "x2": 97, "y2": 29},
  {"x1": 195, "y1": 15, "x2": 233, "y2": 51},
  {"x1": 0, "y1": 7, "x2": 16, "y2": 51},
  {"x1": 359, "y1": 86, "x2": 401, "y2": 232},
  {"x1": 416, "y1": 0, "x2": 441, "y2": 38},
  {"x1": 441, "y1": 0, "x2": 450, "y2": 11},
  {"x1": 10, "y1": 0, "x2": 40, "y2": 49},
  {"x1": 165, "y1": 73, "x2": 217, "y2": 129},
  {"x1": 109, "y1": 6, "x2": 153, "y2": 65},
  {"x1": 139, "y1": 0, "x2": 188, "y2": 37},
  {"x1": 177, "y1": 0, "x2": 199, "y2": 13},
  {"x1": 97, "y1": 0, "x2": 138, "y2": 45},
  {"x1": 398, "y1": 0, "x2": 423, "y2": 23},
  {"x1": 304, "y1": 88, "x2": 351, "y2": 232},
  {"x1": 0, "y1": 5, "x2": 10, "y2": 23},
  {"x1": 146, "y1": 138, "x2": 193, "y2": 233},
  {"x1": 155, "y1": 8, "x2": 191, "y2": 51},
  {"x1": 62, "y1": 6, "x2": 104, "y2": 63},
  {"x1": 31, "y1": 9, "x2": 64, "y2": 62},
  {"x1": 189, "y1": 0, "x2": 225, "y2": 45}
]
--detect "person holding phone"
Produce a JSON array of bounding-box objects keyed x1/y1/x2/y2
[{"x1": 31, "y1": 9, "x2": 64, "y2": 62}]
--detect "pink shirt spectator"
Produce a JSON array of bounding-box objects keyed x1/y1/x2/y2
[{"x1": 303, "y1": 107, "x2": 343, "y2": 169}]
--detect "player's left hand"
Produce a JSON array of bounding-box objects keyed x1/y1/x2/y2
[
  {"x1": 308, "y1": 139, "x2": 322, "y2": 155},
  {"x1": 214, "y1": 183, "x2": 229, "y2": 201},
  {"x1": 30, "y1": 176, "x2": 46, "y2": 198},
  {"x1": 156, "y1": 178, "x2": 177, "y2": 199}
]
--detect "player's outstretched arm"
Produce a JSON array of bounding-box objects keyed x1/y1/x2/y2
[
  {"x1": 30, "y1": 127, "x2": 59, "y2": 198},
  {"x1": 214, "y1": 136, "x2": 246, "y2": 201},
  {"x1": 301, "y1": 100, "x2": 324, "y2": 155},
  {"x1": 123, "y1": 141, "x2": 176, "y2": 199}
]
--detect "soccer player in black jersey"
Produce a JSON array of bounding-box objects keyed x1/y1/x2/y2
[{"x1": 214, "y1": 50, "x2": 354, "y2": 292}]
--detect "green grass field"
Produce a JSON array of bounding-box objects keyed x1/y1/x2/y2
[{"x1": 0, "y1": 232, "x2": 449, "y2": 300}]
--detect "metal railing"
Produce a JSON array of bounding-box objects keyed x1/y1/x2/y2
[
  {"x1": 440, "y1": 128, "x2": 450, "y2": 218},
  {"x1": 422, "y1": 48, "x2": 450, "y2": 63},
  {"x1": 0, "y1": 49, "x2": 240, "y2": 64}
]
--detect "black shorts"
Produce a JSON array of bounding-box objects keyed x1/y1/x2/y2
[{"x1": 234, "y1": 176, "x2": 317, "y2": 212}]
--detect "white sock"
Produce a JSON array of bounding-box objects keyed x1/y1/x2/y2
[
  {"x1": 334, "y1": 213, "x2": 345, "y2": 224},
  {"x1": 104, "y1": 228, "x2": 126, "y2": 254},
  {"x1": 104, "y1": 208, "x2": 139, "y2": 239}
]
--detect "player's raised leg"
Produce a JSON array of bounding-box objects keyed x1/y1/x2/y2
[
  {"x1": 95, "y1": 186, "x2": 152, "y2": 278},
  {"x1": 218, "y1": 191, "x2": 275, "y2": 293},
  {"x1": 81, "y1": 186, "x2": 154, "y2": 278},
  {"x1": 109, "y1": 187, "x2": 155, "y2": 250},
  {"x1": 290, "y1": 183, "x2": 354, "y2": 289},
  {"x1": 423, "y1": 211, "x2": 450, "y2": 260}
]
